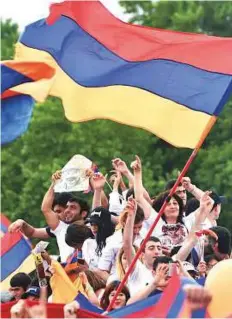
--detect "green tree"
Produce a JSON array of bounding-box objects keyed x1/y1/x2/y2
[
  {"x1": 1, "y1": 19, "x2": 19, "y2": 60},
  {"x1": 1, "y1": 0, "x2": 232, "y2": 242}
]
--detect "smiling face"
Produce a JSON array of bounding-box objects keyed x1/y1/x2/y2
[
  {"x1": 64, "y1": 201, "x2": 82, "y2": 223},
  {"x1": 109, "y1": 290, "x2": 127, "y2": 309},
  {"x1": 164, "y1": 197, "x2": 180, "y2": 223},
  {"x1": 143, "y1": 240, "x2": 163, "y2": 268}
]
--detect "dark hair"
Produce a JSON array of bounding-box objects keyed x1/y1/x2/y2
[
  {"x1": 204, "y1": 254, "x2": 220, "y2": 264},
  {"x1": 100, "y1": 281, "x2": 130, "y2": 310},
  {"x1": 170, "y1": 245, "x2": 192, "y2": 263},
  {"x1": 52, "y1": 192, "x2": 73, "y2": 210},
  {"x1": 84, "y1": 270, "x2": 106, "y2": 292},
  {"x1": 89, "y1": 206, "x2": 115, "y2": 256},
  {"x1": 65, "y1": 224, "x2": 93, "y2": 248},
  {"x1": 134, "y1": 206, "x2": 145, "y2": 224},
  {"x1": 153, "y1": 256, "x2": 173, "y2": 270},
  {"x1": 210, "y1": 191, "x2": 222, "y2": 211},
  {"x1": 165, "y1": 180, "x2": 181, "y2": 191},
  {"x1": 126, "y1": 188, "x2": 135, "y2": 200},
  {"x1": 141, "y1": 236, "x2": 161, "y2": 252},
  {"x1": 152, "y1": 191, "x2": 184, "y2": 224},
  {"x1": 68, "y1": 196, "x2": 90, "y2": 217},
  {"x1": 10, "y1": 273, "x2": 31, "y2": 291},
  {"x1": 210, "y1": 226, "x2": 231, "y2": 255},
  {"x1": 185, "y1": 198, "x2": 200, "y2": 217}
]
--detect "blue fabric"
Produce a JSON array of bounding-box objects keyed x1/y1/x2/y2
[
  {"x1": 1, "y1": 94, "x2": 34, "y2": 145},
  {"x1": 20, "y1": 17, "x2": 232, "y2": 116},
  {"x1": 75, "y1": 293, "x2": 103, "y2": 314}
]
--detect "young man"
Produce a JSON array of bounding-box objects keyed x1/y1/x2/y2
[
  {"x1": 204, "y1": 226, "x2": 231, "y2": 260},
  {"x1": 9, "y1": 273, "x2": 31, "y2": 301},
  {"x1": 127, "y1": 256, "x2": 173, "y2": 304}
]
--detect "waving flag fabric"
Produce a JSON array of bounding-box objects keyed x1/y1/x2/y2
[
  {"x1": 4, "y1": 0, "x2": 232, "y2": 147},
  {"x1": 1, "y1": 61, "x2": 55, "y2": 144},
  {"x1": 0, "y1": 213, "x2": 35, "y2": 291}
]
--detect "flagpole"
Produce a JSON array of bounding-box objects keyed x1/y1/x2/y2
[{"x1": 106, "y1": 116, "x2": 217, "y2": 312}]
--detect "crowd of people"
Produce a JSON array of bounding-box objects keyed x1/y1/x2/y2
[{"x1": 2, "y1": 156, "x2": 232, "y2": 318}]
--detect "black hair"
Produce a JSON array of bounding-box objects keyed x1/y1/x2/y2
[
  {"x1": 152, "y1": 191, "x2": 184, "y2": 224},
  {"x1": 185, "y1": 198, "x2": 200, "y2": 217},
  {"x1": 134, "y1": 206, "x2": 145, "y2": 224},
  {"x1": 210, "y1": 226, "x2": 231, "y2": 255},
  {"x1": 204, "y1": 254, "x2": 220, "y2": 264},
  {"x1": 125, "y1": 188, "x2": 135, "y2": 200},
  {"x1": 68, "y1": 196, "x2": 90, "y2": 218},
  {"x1": 141, "y1": 236, "x2": 161, "y2": 252},
  {"x1": 165, "y1": 180, "x2": 182, "y2": 191},
  {"x1": 170, "y1": 245, "x2": 192, "y2": 263},
  {"x1": 52, "y1": 192, "x2": 73, "y2": 210},
  {"x1": 90, "y1": 206, "x2": 115, "y2": 257},
  {"x1": 209, "y1": 191, "x2": 222, "y2": 211},
  {"x1": 153, "y1": 256, "x2": 173, "y2": 271},
  {"x1": 65, "y1": 224, "x2": 93, "y2": 248},
  {"x1": 10, "y1": 273, "x2": 31, "y2": 291}
]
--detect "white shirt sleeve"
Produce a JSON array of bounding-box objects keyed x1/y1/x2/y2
[
  {"x1": 50, "y1": 221, "x2": 65, "y2": 235},
  {"x1": 109, "y1": 191, "x2": 123, "y2": 215},
  {"x1": 98, "y1": 241, "x2": 115, "y2": 272}
]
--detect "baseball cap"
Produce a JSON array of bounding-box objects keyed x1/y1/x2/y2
[{"x1": 22, "y1": 286, "x2": 40, "y2": 299}]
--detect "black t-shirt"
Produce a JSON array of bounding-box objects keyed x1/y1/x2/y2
[{"x1": 45, "y1": 226, "x2": 56, "y2": 238}]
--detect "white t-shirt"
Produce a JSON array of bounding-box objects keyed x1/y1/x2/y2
[
  {"x1": 107, "y1": 260, "x2": 153, "y2": 296},
  {"x1": 98, "y1": 229, "x2": 145, "y2": 275},
  {"x1": 82, "y1": 237, "x2": 110, "y2": 270},
  {"x1": 51, "y1": 221, "x2": 74, "y2": 262}
]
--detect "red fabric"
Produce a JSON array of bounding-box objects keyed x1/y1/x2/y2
[
  {"x1": 46, "y1": 0, "x2": 232, "y2": 74},
  {"x1": 1, "y1": 300, "x2": 107, "y2": 318}
]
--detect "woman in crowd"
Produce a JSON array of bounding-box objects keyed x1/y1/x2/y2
[{"x1": 100, "y1": 281, "x2": 130, "y2": 311}]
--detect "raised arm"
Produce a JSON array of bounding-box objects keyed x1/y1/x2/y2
[
  {"x1": 8, "y1": 219, "x2": 49, "y2": 239},
  {"x1": 175, "y1": 191, "x2": 214, "y2": 261},
  {"x1": 112, "y1": 158, "x2": 134, "y2": 188},
  {"x1": 131, "y1": 155, "x2": 153, "y2": 220},
  {"x1": 182, "y1": 176, "x2": 205, "y2": 201},
  {"x1": 41, "y1": 171, "x2": 61, "y2": 230},
  {"x1": 90, "y1": 173, "x2": 106, "y2": 210},
  {"x1": 123, "y1": 197, "x2": 137, "y2": 268}
]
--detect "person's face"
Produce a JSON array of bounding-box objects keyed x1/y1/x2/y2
[
  {"x1": 90, "y1": 223, "x2": 99, "y2": 236},
  {"x1": 54, "y1": 204, "x2": 66, "y2": 222},
  {"x1": 175, "y1": 186, "x2": 187, "y2": 206},
  {"x1": 109, "y1": 290, "x2": 127, "y2": 309},
  {"x1": 164, "y1": 198, "x2": 179, "y2": 222},
  {"x1": 121, "y1": 253, "x2": 128, "y2": 271},
  {"x1": 9, "y1": 287, "x2": 25, "y2": 300},
  {"x1": 133, "y1": 221, "x2": 143, "y2": 237},
  {"x1": 210, "y1": 204, "x2": 221, "y2": 220},
  {"x1": 143, "y1": 241, "x2": 163, "y2": 267},
  {"x1": 206, "y1": 258, "x2": 218, "y2": 275},
  {"x1": 64, "y1": 201, "x2": 82, "y2": 223}
]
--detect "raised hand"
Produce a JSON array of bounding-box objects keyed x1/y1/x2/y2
[
  {"x1": 130, "y1": 155, "x2": 141, "y2": 173},
  {"x1": 51, "y1": 170, "x2": 62, "y2": 184},
  {"x1": 64, "y1": 301, "x2": 80, "y2": 318},
  {"x1": 200, "y1": 191, "x2": 214, "y2": 213},
  {"x1": 126, "y1": 196, "x2": 137, "y2": 216},
  {"x1": 90, "y1": 173, "x2": 106, "y2": 190},
  {"x1": 10, "y1": 300, "x2": 27, "y2": 318},
  {"x1": 183, "y1": 285, "x2": 212, "y2": 311},
  {"x1": 153, "y1": 263, "x2": 169, "y2": 287},
  {"x1": 8, "y1": 219, "x2": 24, "y2": 233},
  {"x1": 112, "y1": 158, "x2": 129, "y2": 175}
]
